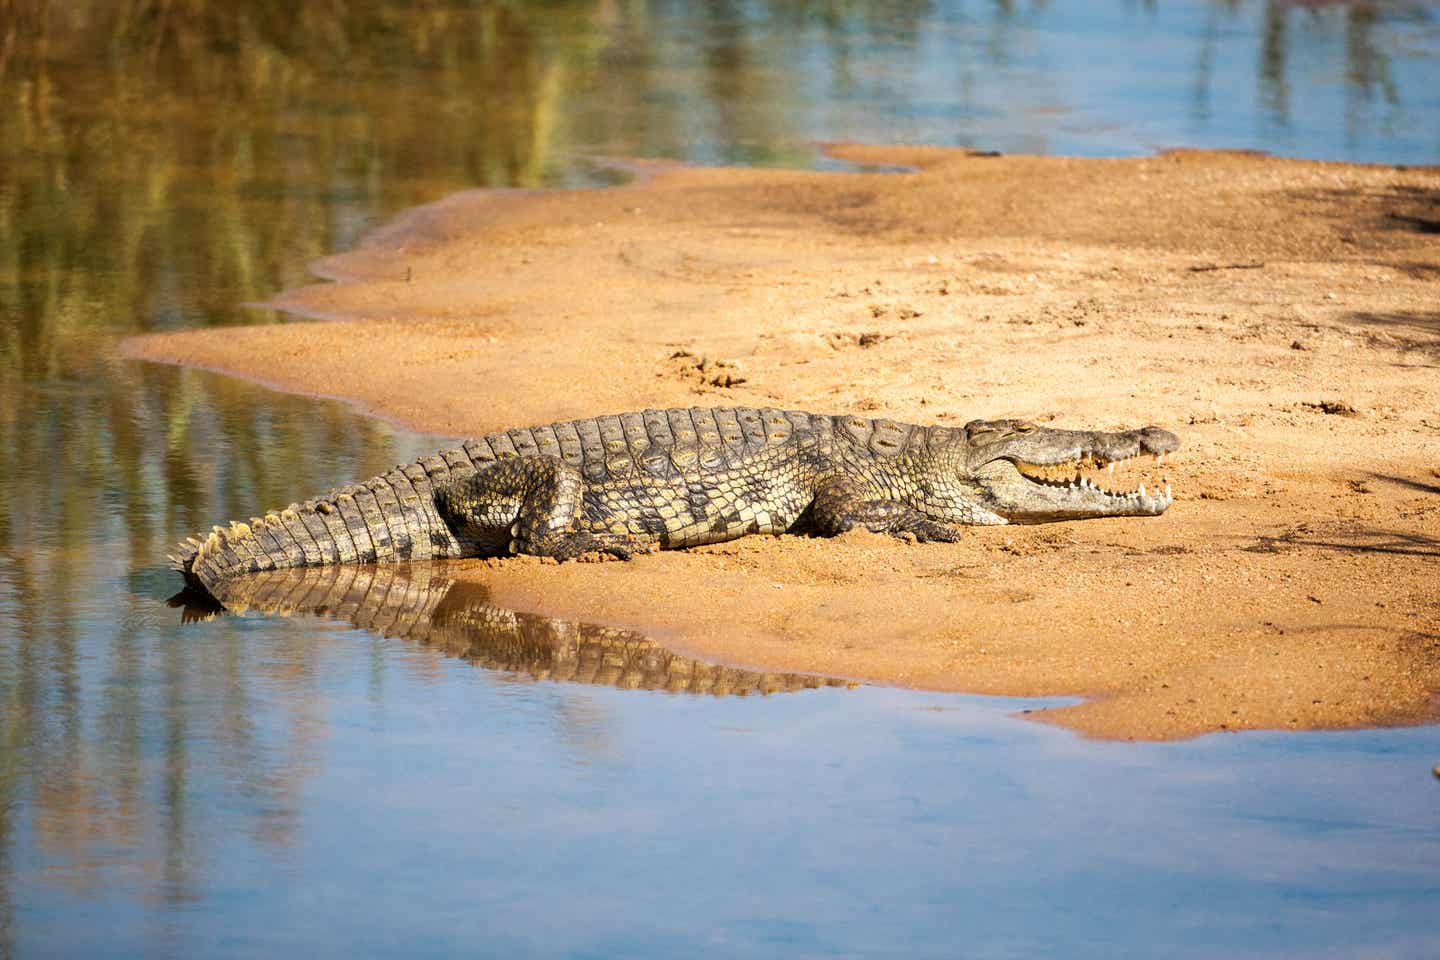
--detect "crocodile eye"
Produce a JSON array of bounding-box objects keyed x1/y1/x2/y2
[{"x1": 1014, "y1": 422, "x2": 1038, "y2": 434}]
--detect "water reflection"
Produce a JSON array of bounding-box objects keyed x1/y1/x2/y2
[
  {"x1": 0, "y1": 363, "x2": 449, "y2": 924},
  {"x1": 175, "y1": 564, "x2": 848, "y2": 697}
]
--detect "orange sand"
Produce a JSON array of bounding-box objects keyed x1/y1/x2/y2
[{"x1": 124, "y1": 145, "x2": 1440, "y2": 740}]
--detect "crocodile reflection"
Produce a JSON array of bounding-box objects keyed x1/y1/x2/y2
[{"x1": 171, "y1": 564, "x2": 848, "y2": 697}]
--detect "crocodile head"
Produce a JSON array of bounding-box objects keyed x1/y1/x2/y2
[{"x1": 962, "y1": 419, "x2": 1180, "y2": 523}]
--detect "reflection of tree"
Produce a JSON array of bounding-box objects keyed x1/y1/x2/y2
[
  {"x1": 1194, "y1": 0, "x2": 1269, "y2": 128},
  {"x1": 1257, "y1": 1, "x2": 1413, "y2": 135},
  {"x1": 1259, "y1": 1, "x2": 1291, "y2": 126},
  {"x1": 0, "y1": 0, "x2": 616, "y2": 368},
  {"x1": 1343, "y1": 2, "x2": 1400, "y2": 143},
  {"x1": 0, "y1": 362, "x2": 427, "y2": 914}
]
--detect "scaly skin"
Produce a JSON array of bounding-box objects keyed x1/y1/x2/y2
[{"x1": 173, "y1": 407, "x2": 1180, "y2": 595}]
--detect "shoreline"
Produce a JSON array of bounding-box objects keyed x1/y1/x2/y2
[{"x1": 123, "y1": 144, "x2": 1440, "y2": 740}]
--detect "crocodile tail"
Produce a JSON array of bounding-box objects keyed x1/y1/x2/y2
[
  {"x1": 168, "y1": 539, "x2": 207, "y2": 582},
  {"x1": 171, "y1": 512, "x2": 293, "y2": 596},
  {"x1": 171, "y1": 464, "x2": 468, "y2": 598},
  {"x1": 173, "y1": 494, "x2": 371, "y2": 597}
]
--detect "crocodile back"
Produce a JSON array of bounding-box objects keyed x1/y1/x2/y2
[
  {"x1": 451, "y1": 407, "x2": 837, "y2": 484},
  {"x1": 457, "y1": 407, "x2": 933, "y2": 474}
]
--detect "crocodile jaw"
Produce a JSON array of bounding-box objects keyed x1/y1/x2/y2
[
  {"x1": 966, "y1": 424, "x2": 1181, "y2": 523},
  {"x1": 972, "y1": 458, "x2": 1173, "y2": 522}
]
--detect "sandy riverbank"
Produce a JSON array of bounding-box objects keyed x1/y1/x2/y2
[{"x1": 124, "y1": 144, "x2": 1440, "y2": 740}]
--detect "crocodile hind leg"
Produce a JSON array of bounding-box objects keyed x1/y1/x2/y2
[
  {"x1": 810, "y1": 479, "x2": 963, "y2": 543},
  {"x1": 436, "y1": 456, "x2": 653, "y2": 560}
]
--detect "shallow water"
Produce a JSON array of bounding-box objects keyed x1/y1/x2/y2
[
  {"x1": 2, "y1": 2, "x2": 1438, "y2": 956},
  {"x1": 11, "y1": 550, "x2": 1440, "y2": 958}
]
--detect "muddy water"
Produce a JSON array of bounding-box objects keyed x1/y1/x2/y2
[{"x1": 2, "y1": 2, "x2": 1438, "y2": 957}]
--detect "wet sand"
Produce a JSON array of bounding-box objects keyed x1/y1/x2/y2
[{"x1": 124, "y1": 145, "x2": 1440, "y2": 740}]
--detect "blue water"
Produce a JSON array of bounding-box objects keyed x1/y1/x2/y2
[
  {"x1": 8, "y1": 602, "x2": 1439, "y2": 957},
  {"x1": 2, "y1": 1, "x2": 1438, "y2": 956},
  {"x1": 601, "y1": 0, "x2": 1440, "y2": 165}
]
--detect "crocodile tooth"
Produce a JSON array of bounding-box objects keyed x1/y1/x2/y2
[
  {"x1": 1165, "y1": 483, "x2": 1172, "y2": 501},
  {"x1": 1157, "y1": 453, "x2": 1166, "y2": 466},
  {"x1": 1108, "y1": 462, "x2": 1114, "y2": 475}
]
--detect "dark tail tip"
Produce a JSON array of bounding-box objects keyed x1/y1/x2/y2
[
  {"x1": 167, "y1": 586, "x2": 227, "y2": 624},
  {"x1": 169, "y1": 532, "x2": 224, "y2": 597}
]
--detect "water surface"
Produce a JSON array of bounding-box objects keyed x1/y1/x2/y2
[
  {"x1": 2, "y1": 2, "x2": 1438, "y2": 956},
  {"x1": 11, "y1": 565, "x2": 1440, "y2": 957}
]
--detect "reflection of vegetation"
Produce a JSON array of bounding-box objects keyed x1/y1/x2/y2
[
  {"x1": 0, "y1": 0, "x2": 614, "y2": 361},
  {"x1": 1259, "y1": 2, "x2": 1291, "y2": 123},
  {"x1": 1256, "y1": 1, "x2": 1415, "y2": 134},
  {"x1": 2, "y1": 5, "x2": 623, "y2": 914},
  {"x1": 1342, "y1": 1, "x2": 1401, "y2": 144},
  {"x1": 0, "y1": 362, "x2": 422, "y2": 911}
]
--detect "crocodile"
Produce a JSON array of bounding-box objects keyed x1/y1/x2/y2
[
  {"x1": 173, "y1": 406, "x2": 1180, "y2": 597},
  {"x1": 172, "y1": 564, "x2": 847, "y2": 697}
]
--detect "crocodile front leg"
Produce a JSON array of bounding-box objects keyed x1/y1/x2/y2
[
  {"x1": 436, "y1": 457, "x2": 653, "y2": 560},
  {"x1": 810, "y1": 478, "x2": 963, "y2": 543}
]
